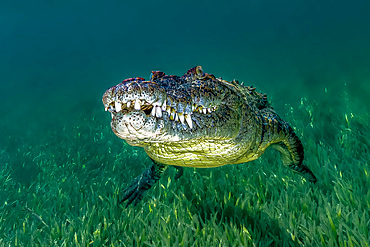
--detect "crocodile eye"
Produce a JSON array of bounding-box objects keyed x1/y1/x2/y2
[{"x1": 195, "y1": 66, "x2": 204, "y2": 77}]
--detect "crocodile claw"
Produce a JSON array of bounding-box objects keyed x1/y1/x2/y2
[
  {"x1": 119, "y1": 162, "x2": 167, "y2": 207},
  {"x1": 119, "y1": 175, "x2": 146, "y2": 207}
]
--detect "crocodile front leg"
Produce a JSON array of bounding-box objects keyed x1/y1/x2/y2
[{"x1": 120, "y1": 159, "x2": 167, "y2": 207}]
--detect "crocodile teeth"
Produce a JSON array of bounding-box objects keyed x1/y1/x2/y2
[
  {"x1": 178, "y1": 112, "x2": 185, "y2": 124},
  {"x1": 151, "y1": 106, "x2": 156, "y2": 116},
  {"x1": 127, "y1": 101, "x2": 131, "y2": 108},
  {"x1": 175, "y1": 113, "x2": 179, "y2": 122},
  {"x1": 134, "y1": 99, "x2": 141, "y2": 110},
  {"x1": 115, "y1": 101, "x2": 122, "y2": 112},
  {"x1": 161, "y1": 100, "x2": 167, "y2": 111},
  {"x1": 203, "y1": 108, "x2": 207, "y2": 114},
  {"x1": 156, "y1": 106, "x2": 162, "y2": 118},
  {"x1": 185, "y1": 114, "x2": 193, "y2": 129},
  {"x1": 198, "y1": 107, "x2": 202, "y2": 113},
  {"x1": 208, "y1": 108, "x2": 212, "y2": 113},
  {"x1": 170, "y1": 108, "x2": 176, "y2": 120},
  {"x1": 166, "y1": 106, "x2": 171, "y2": 115}
]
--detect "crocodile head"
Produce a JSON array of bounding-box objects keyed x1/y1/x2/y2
[{"x1": 102, "y1": 66, "x2": 260, "y2": 148}]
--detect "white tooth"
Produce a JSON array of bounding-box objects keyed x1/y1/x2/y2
[
  {"x1": 134, "y1": 99, "x2": 141, "y2": 110},
  {"x1": 166, "y1": 106, "x2": 171, "y2": 115},
  {"x1": 178, "y1": 113, "x2": 185, "y2": 124},
  {"x1": 192, "y1": 104, "x2": 197, "y2": 111},
  {"x1": 151, "y1": 106, "x2": 156, "y2": 116},
  {"x1": 203, "y1": 108, "x2": 207, "y2": 114},
  {"x1": 208, "y1": 108, "x2": 212, "y2": 113},
  {"x1": 170, "y1": 109, "x2": 176, "y2": 120},
  {"x1": 115, "y1": 102, "x2": 122, "y2": 112},
  {"x1": 185, "y1": 114, "x2": 193, "y2": 129},
  {"x1": 111, "y1": 113, "x2": 114, "y2": 118},
  {"x1": 161, "y1": 100, "x2": 167, "y2": 111},
  {"x1": 127, "y1": 101, "x2": 131, "y2": 108},
  {"x1": 105, "y1": 107, "x2": 109, "y2": 111},
  {"x1": 175, "y1": 113, "x2": 178, "y2": 122},
  {"x1": 156, "y1": 106, "x2": 162, "y2": 118}
]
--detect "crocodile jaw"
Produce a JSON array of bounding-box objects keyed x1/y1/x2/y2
[
  {"x1": 102, "y1": 69, "x2": 231, "y2": 146},
  {"x1": 103, "y1": 79, "x2": 177, "y2": 145}
]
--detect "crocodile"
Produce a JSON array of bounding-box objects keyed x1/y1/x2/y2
[{"x1": 102, "y1": 66, "x2": 317, "y2": 207}]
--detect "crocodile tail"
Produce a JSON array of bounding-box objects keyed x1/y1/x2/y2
[{"x1": 272, "y1": 122, "x2": 317, "y2": 183}]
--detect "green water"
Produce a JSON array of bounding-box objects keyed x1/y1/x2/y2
[{"x1": 1, "y1": 1, "x2": 369, "y2": 245}]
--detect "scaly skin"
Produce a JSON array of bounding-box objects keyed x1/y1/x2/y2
[{"x1": 102, "y1": 66, "x2": 317, "y2": 207}]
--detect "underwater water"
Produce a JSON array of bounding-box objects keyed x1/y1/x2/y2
[{"x1": 1, "y1": 0, "x2": 370, "y2": 245}]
